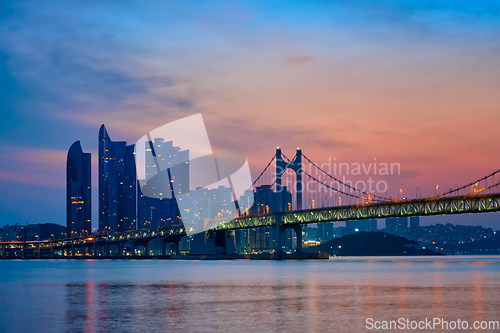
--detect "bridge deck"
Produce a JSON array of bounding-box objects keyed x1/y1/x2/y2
[
  {"x1": 215, "y1": 193, "x2": 500, "y2": 230},
  {"x1": 1, "y1": 193, "x2": 499, "y2": 248}
]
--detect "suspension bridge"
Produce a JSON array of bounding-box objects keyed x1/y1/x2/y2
[{"x1": 1, "y1": 148, "x2": 499, "y2": 259}]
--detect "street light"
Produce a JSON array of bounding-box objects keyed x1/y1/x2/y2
[{"x1": 435, "y1": 185, "x2": 439, "y2": 196}]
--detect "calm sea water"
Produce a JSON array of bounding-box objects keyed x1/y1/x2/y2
[{"x1": 1, "y1": 256, "x2": 499, "y2": 333}]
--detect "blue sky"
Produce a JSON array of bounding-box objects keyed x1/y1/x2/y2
[{"x1": 1, "y1": 0, "x2": 499, "y2": 229}]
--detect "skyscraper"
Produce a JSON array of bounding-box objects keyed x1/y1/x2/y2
[
  {"x1": 66, "y1": 140, "x2": 91, "y2": 238},
  {"x1": 318, "y1": 222, "x2": 334, "y2": 242},
  {"x1": 410, "y1": 216, "x2": 420, "y2": 231},
  {"x1": 99, "y1": 124, "x2": 137, "y2": 234},
  {"x1": 242, "y1": 185, "x2": 292, "y2": 252},
  {"x1": 345, "y1": 219, "x2": 377, "y2": 235},
  {"x1": 385, "y1": 217, "x2": 408, "y2": 235},
  {"x1": 137, "y1": 138, "x2": 188, "y2": 229}
]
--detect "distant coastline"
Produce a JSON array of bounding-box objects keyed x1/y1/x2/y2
[{"x1": 307, "y1": 231, "x2": 442, "y2": 256}]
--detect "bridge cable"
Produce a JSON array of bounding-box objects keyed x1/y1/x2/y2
[
  {"x1": 474, "y1": 181, "x2": 500, "y2": 194},
  {"x1": 248, "y1": 155, "x2": 276, "y2": 189},
  {"x1": 432, "y1": 169, "x2": 500, "y2": 198},
  {"x1": 301, "y1": 169, "x2": 366, "y2": 200},
  {"x1": 302, "y1": 154, "x2": 390, "y2": 201}
]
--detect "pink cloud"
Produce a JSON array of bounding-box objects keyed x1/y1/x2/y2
[
  {"x1": 286, "y1": 55, "x2": 316, "y2": 66},
  {"x1": 0, "y1": 170, "x2": 63, "y2": 188},
  {"x1": 1, "y1": 145, "x2": 67, "y2": 188}
]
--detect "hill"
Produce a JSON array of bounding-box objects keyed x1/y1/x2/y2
[{"x1": 306, "y1": 231, "x2": 441, "y2": 256}]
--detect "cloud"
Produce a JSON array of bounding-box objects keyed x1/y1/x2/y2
[
  {"x1": 0, "y1": 0, "x2": 498, "y2": 227},
  {"x1": 0, "y1": 144, "x2": 67, "y2": 188},
  {"x1": 286, "y1": 55, "x2": 316, "y2": 66},
  {"x1": 0, "y1": 170, "x2": 62, "y2": 188}
]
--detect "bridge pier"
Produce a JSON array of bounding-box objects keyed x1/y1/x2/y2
[
  {"x1": 276, "y1": 149, "x2": 284, "y2": 256},
  {"x1": 274, "y1": 224, "x2": 303, "y2": 257},
  {"x1": 295, "y1": 225, "x2": 303, "y2": 253},
  {"x1": 171, "y1": 240, "x2": 180, "y2": 256},
  {"x1": 274, "y1": 147, "x2": 304, "y2": 257},
  {"x1": 161, "y1": 240, "x2": 167, "y2": 256},
  {"x1": 117, "y1": 242, "x2": 123, "y2": 257},
  {"x1": 275, "y1": 217, "x2": 283, "y2": 256},
  {"x1": 132, "y1": 240, "x2": 150, "y2": 257},
  {"x1": 190, "y1": 230, "x2": 236, "y2": 256}
]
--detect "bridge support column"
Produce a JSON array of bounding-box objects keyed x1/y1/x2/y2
[
  {"x1": 224, "y1": 231, "x2": 236, "y2": 255},
  {"x1": 50, "y1": 243, "x2": 54, "y2": 259},
  {"x1": 171, "y1": 241, "x2": 180, "y2": 256},
  {"x1": 117, "y1": 242, "x2": 123, "y2": 257},
  {"x1": 104, "y1": 242, "x2": 110, "y2": 257},
  {"x1": 37, "y1": 244, "x2": 40, "y2": 259},
  {"x1": 161, "y1": 241, "x2": 167, "y2": 256},
  {"x1": 93, "y1": 241, "x2": 97, "y2": 258},
  {"x1": 274, "y1": 224, "x2": 303, "y2": 257},
  {"x1": 275, "y1": 217, "x2": 283, "y2": 256},
  {"x1": 294, "y1": 225, "x2": 303, "y2": 253},
  {"x1": 82, "y1": 243, "x2": 87, "y2": 257},
  {"x1": 295, "y1": 149, "x2": 303, "y2": 211},
  {"x1": 275, "y1": 148, "x2": 284, "y2": 256},
  {"x1": 144, "y1": 242, "x2": 149, "y2": 257}
]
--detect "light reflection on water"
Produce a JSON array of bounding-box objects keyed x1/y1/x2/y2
[{"x1": 1, "y1": 256, "x2": 499, "y2": 333}]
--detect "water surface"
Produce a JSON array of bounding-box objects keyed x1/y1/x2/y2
[{"x1": 1, "y1": 256, "x2": 499, "y2": 332}]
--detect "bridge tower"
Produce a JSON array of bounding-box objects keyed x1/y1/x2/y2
[{"x1": 275, "y1": 148, "x2": 303, "y2": 256}]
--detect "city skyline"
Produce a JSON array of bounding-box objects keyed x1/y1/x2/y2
[
  {"x1": 1, "y1": 1, "x2": 499, "y2": 229},
  {"x1": 1, "y1": 3, "x2": 499, "y2": 333}
]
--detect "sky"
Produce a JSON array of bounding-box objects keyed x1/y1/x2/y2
[{"x1": 1, "y1": 0, "x2": 499, "y2": 230}]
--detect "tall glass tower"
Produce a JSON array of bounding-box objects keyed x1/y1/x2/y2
[
  {"x1": 137, "y1": 138, "x2": 188, "y2": 229},
  {"x1": 99, "y1": 124, "x2": 137, "y2": 234},
  {"x1": 66, "y1": 140, "x2": 91, "y2": 238}
]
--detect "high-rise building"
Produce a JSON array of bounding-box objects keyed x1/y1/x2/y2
[
  {"x1": 99, "y1": 124, "x2": 137, "y2": 234},
  {"x1": 137, "y1": 138, "x2": 188, "y2": 229},
  {"x1": 235, "y1": 229, "x2": 249, "y2": 253},
  {"x1": 410, "y1": 216, "x2": 420, "y2": 231},
  {"x1": 318, "y1": 222, "x2": 334, "y2": 242},
  {"x1": 251, "y1": 185, "x2": 292, "y2": 215},
  {"x1": 303, "y1": 226, "x2": 318, "y2": 242},
  {"x1": 144, "y1": 138, "x2": 189, "y2": 196},
  {"x1": 242, "y1": 185, "x2": 292, "y2": 252},
  {"x1": 345, "y1": 219, "x2": 377, "y2": 235},
  {"x1": 66, "y1": 140, "x2": 91, "y2": 238},
  {"x1": 385, "y1": 217, "x2": 408, "y2": 234},
  {"x1": 137, "y1": 193, "x2": 179, "y2": 229}
]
